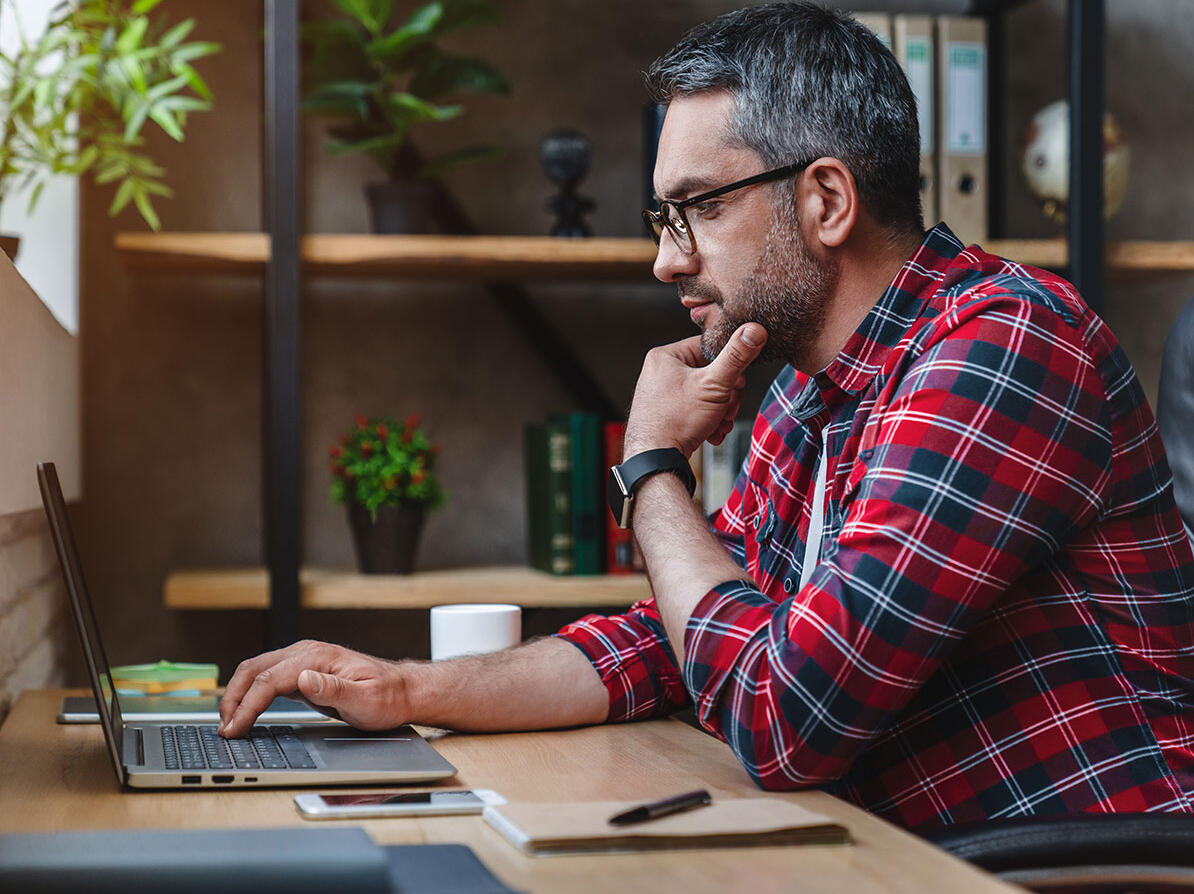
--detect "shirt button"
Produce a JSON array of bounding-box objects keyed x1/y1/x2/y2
[{"x1": 783, "y1": 578, "x2": 794, "y2": 593}]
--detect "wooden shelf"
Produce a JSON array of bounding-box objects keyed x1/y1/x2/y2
[
  {"x1": 164, "y1": 565, "x2": 651, "y2": 610},
  {"x1": 116, "y1": 233, "x2": 658, "y2": 279},
  {"x1": 985, "y1": 239, "x2": 1194, "y2": 273},
  {"x1": 116, "y1": 232, "x2": 1194, "y2": 277}
]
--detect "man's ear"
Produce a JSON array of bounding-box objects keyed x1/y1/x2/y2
[{"x1": 799, "y1": 158, "x2": 858, "y2": 249}]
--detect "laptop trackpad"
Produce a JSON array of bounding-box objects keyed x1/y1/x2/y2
[{"x1": 313, "y1": 728, "x2": 421, "y2": 770}]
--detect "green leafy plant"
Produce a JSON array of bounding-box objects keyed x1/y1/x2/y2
[
  {"x1": 330, "y1": 413, "x2": 447, "y2": 519},
  {"x1": 0, "y1": 0, "x2": 220, "y2": 230},
  {"x1": 302, "y1": 0, "x2": 509, "y2": 181}
]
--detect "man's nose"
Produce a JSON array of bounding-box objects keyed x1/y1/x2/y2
[{"x1": 652, "y1": 232, "x2": 700, "y2": 283}]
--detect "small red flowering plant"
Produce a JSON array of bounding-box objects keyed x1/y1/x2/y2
[{"x1": 329, "y1": 414, "x2": 446, "y2": 520}]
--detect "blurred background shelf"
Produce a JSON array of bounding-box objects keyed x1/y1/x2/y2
[
  {"x1": 116, "y1": 232, "x2": 1194, "y2": 276},
  {"x1": 164, "y1": 566, "x2": 650, "y2": 610},
  {"x1": 115, "y1": 233, "x2": 659, "y2": 279}
]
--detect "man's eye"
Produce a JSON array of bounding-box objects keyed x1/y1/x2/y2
[{"x1": 691, "y1": 202, "x2": 720, "y2": 217}]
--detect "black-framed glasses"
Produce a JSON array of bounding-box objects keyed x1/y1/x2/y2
[{"x1": 642, "y1": 160, "x2": 813, "y2": 255}]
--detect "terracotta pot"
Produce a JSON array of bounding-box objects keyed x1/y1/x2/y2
[
  {"x1": 0, "y1": 234, "x2": 19, "y2": 262},
  {"x1": 347, "y1": 503, "x2": 426, "y2": 574},
  {"x1": 364, "y1": 180, "x2": 443, "y2": 234}
]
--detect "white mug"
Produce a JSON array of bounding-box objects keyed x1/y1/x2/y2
[{"x1": 430, "y1": 603, "x2": 521, "y2": 661}]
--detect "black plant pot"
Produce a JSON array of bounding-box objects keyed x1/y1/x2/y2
[
  {"x1": 347, "y1": 503, "x2": 426, "y2": 575},
  {"x1": 364, "y1": 180, "x2": 442, "y2": 234}
]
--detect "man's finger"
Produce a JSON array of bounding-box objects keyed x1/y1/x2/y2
[
  {"x1": 219, "y1": 646, "x2": 291, "y2": 725},
  {"x1": 220, "y1": 653, "x2": 316, "y2": 737},
  {"x1": 707, "y1": 323, "x2": 767, "y2": 383}
]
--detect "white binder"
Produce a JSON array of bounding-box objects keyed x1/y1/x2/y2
[{"x1": 937, "y1": 15, "x2": 988, "y2": 244}]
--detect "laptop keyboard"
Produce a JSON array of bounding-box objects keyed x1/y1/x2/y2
[{"x1": 160, "y1": 725, "x2": 317, "y2": 771}]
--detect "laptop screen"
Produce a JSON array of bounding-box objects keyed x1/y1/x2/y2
[{"x1": 38, "y1": 462, "x2": 127, "y2": 782}]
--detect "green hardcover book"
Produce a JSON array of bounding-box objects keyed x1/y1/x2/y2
[
  {"x1": 554, "y1": 412, "x2": 603, "y2": 575},
  {"x1": 525, "y1": 423, "x2": 551, "y2": 573},
  {"x1": 545, "y1": 418, "x2": 575, "y2": 575}
]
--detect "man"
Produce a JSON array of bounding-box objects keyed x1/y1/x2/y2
[{"x1": 220, "y1": 3, "x2": 1194, "y2": 831}]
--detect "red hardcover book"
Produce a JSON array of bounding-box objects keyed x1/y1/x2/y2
[{"x1": 603, "y1": 422, "x2": 637, "y2": 574}]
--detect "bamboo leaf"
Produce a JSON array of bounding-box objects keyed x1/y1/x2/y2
[
  {"x1": 159, "y1": 19, "x2": 195, "y2": 49},
  {"x1": 147, "y1": 106, "x2": 183, "y2": 141},
  {"x1": 133, "y1": 185, "x2": 161, "y2": 230},
  {"x1": 116, "y1": 17, "x2": 149, "y2": 55},
  {"x1": 170, "y1": 41, "x2": 220, "y2": 63},
  {"x1": 171, "y1": 61, "x2": 213, "y2": 100},
  {"x1": 132, "y1": 0, "x2": 165, "y2": 13},
  {"x1": 24, "y1": 180, "x2": 45, "y2": 214},
  {"x1": 109, "y1": 178, "x2": 136, "y2": 214},
  {"x1": 123, "y1": 101, "x2": 150, "y2": 142}
]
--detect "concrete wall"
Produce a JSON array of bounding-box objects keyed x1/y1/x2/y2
[{"x1": 69, "y1": 0, "x2": 1194, "y2": 683}]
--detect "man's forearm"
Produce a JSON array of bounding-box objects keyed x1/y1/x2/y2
[
  {"x1": 402, "y1": 635, "x2": 609, "y2": 731},
  {"x1": 630, "y1": 472, "x2": 750, "y2": 666}
]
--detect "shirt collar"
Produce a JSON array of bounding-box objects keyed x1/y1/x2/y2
[{"x1": 818, "y1": 222, "x2": 966, "y2": 399}]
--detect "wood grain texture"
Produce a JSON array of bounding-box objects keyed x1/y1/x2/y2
[
  {"x1": 1, "y1": 690, "x2": 1025, "y2": 894},
  {"x1": 163, "y1": 566, "x2": 651, "y2": 609}
]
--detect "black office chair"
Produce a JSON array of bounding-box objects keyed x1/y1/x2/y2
[{"x1": 926, "y1": 814, "x2": 1194, "y2": 893}]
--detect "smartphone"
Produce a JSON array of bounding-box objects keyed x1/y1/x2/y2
[{"x1": 294, "y1": 789, "x2": 505, "y2": 820}]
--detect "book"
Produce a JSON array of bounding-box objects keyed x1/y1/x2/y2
[
  {"x1": 555, "y1": 411, "x2": 603, "y2": 575},
  {"x1": 483, "y1": 798, "x2": 850, "y2": 856},
  {"x1": 545, "y1": 418, "x2": 575, "y2": 574},
  {"x1": 603, "y1": 421, "x2": 637, "y2": 574},
  {"x1": 937, "y1": 15, "x2": 988, "y2": 244},
  {"x1": 525, "y1": 422, "x2": 575, "y2": 575}
]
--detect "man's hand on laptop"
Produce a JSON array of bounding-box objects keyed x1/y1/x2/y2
[{"x1": 218, "y1": 640, "x2": 407, "y2": 738}]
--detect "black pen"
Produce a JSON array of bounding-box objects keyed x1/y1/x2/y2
[{"x1": 607, "y1": 789, "x2": 713, "y2": 826}]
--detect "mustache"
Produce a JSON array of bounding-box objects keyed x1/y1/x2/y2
[{"x1": 677, "y1": 279, "x2": 722, "y2": 304}]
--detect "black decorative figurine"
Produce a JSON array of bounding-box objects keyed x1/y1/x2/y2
[{"x1": 540, "y1": 128, "x2": 595, "y2": 237}]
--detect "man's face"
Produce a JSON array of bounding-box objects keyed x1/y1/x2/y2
[{"x1": 652, "y1": 92, "x2": 839, "y2": 368}]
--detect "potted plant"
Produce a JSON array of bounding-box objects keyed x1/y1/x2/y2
[
  {"x1": 301, "y1": 0, "x2": 509, "y2": 233},
  {"x1": 330, "y1": 413, "x2": 446, "y2": 574},
  {"x1": 0, "y1": 0, "x2": 220, "y2": 248}
]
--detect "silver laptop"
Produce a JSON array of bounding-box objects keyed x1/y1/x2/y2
[{"x1": 38, "y1": 462, "x2": 457, "y2": 789}]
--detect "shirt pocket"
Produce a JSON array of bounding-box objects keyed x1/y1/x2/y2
[{"x1": 740, "y1": 478, "x2": 779, "y2": 571}]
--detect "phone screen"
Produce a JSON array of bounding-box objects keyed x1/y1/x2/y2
[{"x1": 318, "y1": 791, "x2": 483, "y2": 807}]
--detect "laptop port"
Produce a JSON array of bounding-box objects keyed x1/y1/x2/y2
[
  {"x1": 244, "y1": 777, "x2": 258, "y2": 783},
  {"x1": 212, "y1": 775, "x2": 234, "y2": 784},
  {"x1": 181, "y1": 775, "x2": 201, "y2": 784}
]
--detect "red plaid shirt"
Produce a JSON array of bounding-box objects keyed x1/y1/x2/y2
[{"x1": 558, "y1": 224, "x2": 1194, "y2": 831}]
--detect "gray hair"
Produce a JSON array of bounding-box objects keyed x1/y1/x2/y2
[{"x1": 645, "y1": 2, "x2": 923, "y2": 234}]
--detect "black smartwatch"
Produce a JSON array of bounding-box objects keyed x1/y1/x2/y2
[{"x1": 607, "y1": 447, "x2": 697, "y2": 529}]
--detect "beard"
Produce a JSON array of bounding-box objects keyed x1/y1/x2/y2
[{"x1": 681, "y1": 200, "x2": 839, "y2": 368}]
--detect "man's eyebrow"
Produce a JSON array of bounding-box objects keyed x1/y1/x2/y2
[{"x1": 655, "y1": 174, "x2": 721, "y2": 203}]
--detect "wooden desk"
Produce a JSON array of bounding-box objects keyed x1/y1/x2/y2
[{"x1": 0, "y1": 690, "x2": 1022, "y2": 893}]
